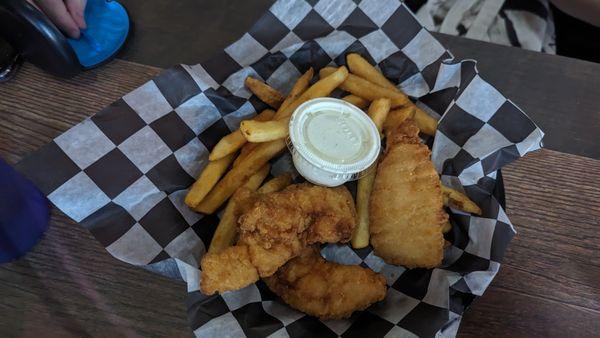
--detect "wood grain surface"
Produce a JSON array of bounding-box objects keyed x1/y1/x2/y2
[{"x1": 1, "y1": 61, "x2": 598, "y2": 337}]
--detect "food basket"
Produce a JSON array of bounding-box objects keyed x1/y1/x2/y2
[{"x1": 16, "y1": 1, "x2": 544, "y2": 336}]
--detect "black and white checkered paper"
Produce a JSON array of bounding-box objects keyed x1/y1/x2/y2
[{"x1": 17, "y1": 1, "x2": 544, "y2": 337}]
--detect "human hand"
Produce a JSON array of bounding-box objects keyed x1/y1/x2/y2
[{"x1": 27, "y1": 0, "x2": 87, "y2": 39}]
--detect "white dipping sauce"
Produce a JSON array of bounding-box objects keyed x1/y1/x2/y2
[{"x1": 288, "y1": 98, "x2": 380, "y2": 187}]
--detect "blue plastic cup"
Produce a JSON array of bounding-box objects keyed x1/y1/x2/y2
[{"x1": 0, "y1": 157, "x2": 50, "y2": 263}]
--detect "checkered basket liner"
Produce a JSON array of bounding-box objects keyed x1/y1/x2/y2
[{"x1": 16, "y1": 0, "x2": 544, "y2": 337}]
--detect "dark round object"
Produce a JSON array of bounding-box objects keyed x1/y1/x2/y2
[{"x1": 0, "y1": 0, "x2": 81, "y2": 78}]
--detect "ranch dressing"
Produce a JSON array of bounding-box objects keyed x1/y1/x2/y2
[{"x1": 288, "y1": 98, "x2": 380, "y2": 187}]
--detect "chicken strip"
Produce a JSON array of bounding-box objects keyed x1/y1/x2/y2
[
  {"x1": 263, "y1": 247, "x2": 387, "y2": 319},
  {"x1": 200, "y1": 184, "x2": 356, "y2": 295},
  {"x1": 200, "y1": 245, "x2": 258, "y2": 295},
  {"x1": 370, "y1": 119, "x2": 447, "y2": 268}
]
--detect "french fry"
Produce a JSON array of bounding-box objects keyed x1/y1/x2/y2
[
  {"x1": 367, "y1": 98, "x2": 391, "y2": 133},
  {"x1": 240, "y1": 66, "x2": 349, "y2": 142},
  {"x1": 383, "y1": 106, "x2": 415, "y2": 134},
  {"x1": 442, "y1": 221, "x2": 452, "y2": 234},
  {"x1": 279, "y1": 68, "x2": 313, "y2": 112},
  {"x1": 412, "y1": 106, "x2": 438, "y2": 136},
  {"x1": 243, "y1": 163, "x2": 271, "y2": 190},
  {"x1": 347, "y1": 53, "x2": 396, "y2": 90},
  {"x1": 240, "y1": 119, "x2": 289, "y2": 143},
  {"x1": 209, "y1": 109, "x2": 275, "y2": 161},
  {"x1": 207, "y1": 189, "x2": 250, "y2": 253},
  {"x1": 351, "y1": 98, "x2": 391, "y2": 249},
  {"x1": 239, "y1": 142, "x2": 257, "y2": 157},
  {"x1": 441, "y1": 185, "x2": 482, "y2": 215},
  {"x1": 195, "y1": 139, "x2": 287, "y2": 214},
  {"x1": 208, "y1": 164, "x2": 270, "y2": 254},
  {"x1": 345, "y1": 54, "x2": 439, "y2": 136},
  {"x1": 342, "y1": 94, "x2": 370, "y2": 109},
  {"x1": 245, "y1": 77, "x2": 284, "y2": 108},
  {"x1": 238, "y1": 69, "x2": 315, "y2": 144},
  {"x1": 272, "y1": 66, "x2": 349, "y2": 120},
  {"x1": 233, "y1": 142, "x2": 257, "y2": 167},
  {"x1": 257, "y1": 173, "x2": 293, "y2": 194},
  {"x1": 320, "y1": 67, "x2": 410, "y2": 108},
  {"x1": 352, "y1": 170, "x2": 377, "y2": 249},
  {"x1": 209, "y1": 132, "x2": 246, "y2": 161},
  {"x1": 184, "y1": 152, "x2": 236, "y2": 208}
]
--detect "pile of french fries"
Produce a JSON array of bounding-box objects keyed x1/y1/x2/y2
[{"x1": 184, "y1": 53, "x2": 482, "y2": 253}]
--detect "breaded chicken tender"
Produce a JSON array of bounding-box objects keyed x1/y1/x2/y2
[
  {"x1": 263, "y1": 247, "x2": 387, "y2": 319},
  {"x1": 369, "y1": 120, "x2": 447, "y2": 268},
  {"x1": 200, "y1": 184, "x2": 356, "y2": 295},
  {"x1": 200, "y1": 245, "x2": 258, "y2": 295}
]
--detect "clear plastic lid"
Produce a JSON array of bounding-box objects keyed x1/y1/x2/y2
[{"x1": 288, "y1": 98, "x2": 380, "y2": 178}]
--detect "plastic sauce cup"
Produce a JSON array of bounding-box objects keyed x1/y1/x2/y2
[{"x1": 288, "y1": 97, "x2": 381, "y2": 187}]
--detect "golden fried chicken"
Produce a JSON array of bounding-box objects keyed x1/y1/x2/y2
[
  {"x1": 263, "y1": 247, "x2": 387, "y2": 319},
  {"x1": 369, "y1": 119, "x2": 447, "y2": 268},
  {"x1": 200, "y1": 184, "x2": 356, "y2": 295},
  {"x1": 200, "y1": 245, "x2": 258, "y2": 295}
]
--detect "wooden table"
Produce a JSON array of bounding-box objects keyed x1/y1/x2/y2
[{"x1": 1, "y1": 41, "x2": 599, "y2": 336}]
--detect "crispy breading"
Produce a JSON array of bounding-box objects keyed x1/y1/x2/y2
[
  {"x1": 370, "y1": 120, "x2": 447, "y2": 268},
  {"x1": 200, "y1": 245, "x2": 258, "y2": 295},
  {"x1": 263, "y1": 247, "x2": 387, "y2": 319},
  {"x1": 199, "y1": 184, "x2": 356, "y2": 295}
]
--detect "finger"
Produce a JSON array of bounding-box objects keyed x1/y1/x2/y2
[
  {"x1": 35, "y1": 0, "x2": 81, "y2": 38},
  {"x1": 65, "y1": 0, "x2": 87, "y2": 29},
  {"x1": 26, "y1": 0, "x2": 42, "y2": 11}
]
